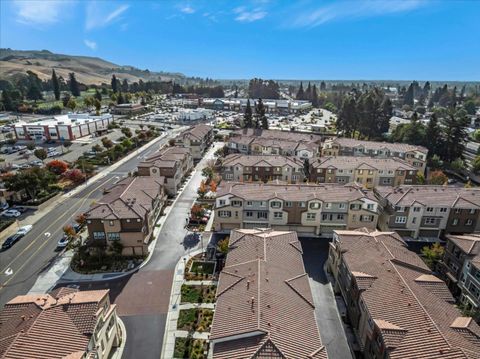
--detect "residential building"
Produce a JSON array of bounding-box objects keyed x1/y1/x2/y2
[
  {"x1": 174, "y1": 124, "x2": 213, "y2": 160},
  {"x1": 214, "y1": 182, "x2": 378, "y2": 237},
  {"x1": 439, "y1": 234, "x2": 480, "y2": 310},
  {"x1": 0, "y1": 287, "x2": 121, "y2": 359},
  {"x1": 210, "y1": 228, "x2": 327, "y2": 359},
  {"x1": 228, "y1": 128, "x2": 322, "y2": 158},
  {"x1": 13, "y1": 113, "x2": 112, "y2": 142},
  {"x1": 375, "y1": 185, "x2": 480, "y2": 240},
  {"x1": 322, "y1": 137, "x2": 428, "y2": 172},
  {"x1": 328, "y1": 228, "x2": 480, "y2": 359},
  {"x1": 137, "y1": 146, "x2": 193, "y2": 195},
  {"x1": 113, "y1": 103, "x2": 145, "y2": 115},
  {"x1": 309, "y1": 156, "x2": 418, "y2": 188},
  {"x1": 220, "y1": 153, "x2": 306, "y2": 183},
  {"x1": 85, "y1": 176, "x2": 166, "y2": 255}
]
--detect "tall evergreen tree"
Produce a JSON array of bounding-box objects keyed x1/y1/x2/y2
[
  {"x1": 320, "y1": 81, "x2": 326, "y2": 91},
  {"x1": 296, "y1": 82, "x2": 304, "y2": 100},
  {"x1": 255, "y1": 99, "x2": 268, "y2": 129},
  {"x1": 425, "y1": 112, "x2": 442, "y2": 155},
  {"x1": 305, "y1": 82, "x2": 312, "y2": 101},
  {"x1": 68, "y1": 72, "x2": 80, "y2": 96},
  {"x1": 52, "y1": 69, "x2": 60, "y2": 100},
  {"x1": 423, "y1": 81, "x2": 431, "y2": 96},
  {"x1": 111, "y1": 74, "x2": 118, "y2": 93},
  {"x1": 94, "y1": 89, "x2": 102, "y2": 101},
  {"x1": 441, "y1": 108, "x2": 469, "y2": 162},
  {"x1": 404, "y1": 83, "x2": 414, "y2": 107},
  {"x1": 337, "y1": 96, "x2": 357, "y2": 137},
  {"x1": 121, "y1": 79, "x2": 129, "y2": 92},
  {"x1": 244, "y1": 99, "x2": 253, "y2": 128},
  {"x1": 311, "y1": 85, "x2": 319, "y2": 107},
  {"x1": 1, "y1": 90, "x2": 14, "y2": 111}
]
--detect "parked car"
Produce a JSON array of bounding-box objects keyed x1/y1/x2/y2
[
  {"x1": 30, "y1": 160, "x2": 43, "y2": 167},
  {"x1": 56, "y1": 235, "x2": 70, "y2": 249},
  {"x1": 47, "y1": 151, "x2": 59, "y2": 158},
  {"x1": 20, "y1": 163, "x2": 31, "y2": 169},
  {"x1": 0, "y1": 202, "x2": 9, "y2": 210},
  {"x1": 12, "y1": 205, "x2": 27, "y2": 213},
  {"x1": 16, "y1": 224, "x2": 33, "y2": 235},
  {"x1": 1, "y1": 209, "x2": 21, "y2": 218},
  {"x1": 72, "y1": 223, "x2": 83, "y2": 233},
  {"x1": 1, "y1": 234, "x2": 23, "y2": 250}
]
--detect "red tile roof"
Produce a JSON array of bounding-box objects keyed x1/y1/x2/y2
[{"x1": 211, "y1": 229, "x2": 327, "y2": 359}]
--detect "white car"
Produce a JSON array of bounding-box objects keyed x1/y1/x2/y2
[
  {"x1": 17, "y1": 225, "x2": 33, "y2": 235},
  {"x1": 1, "y1": 209, "x2": 21, "y2": 218}
]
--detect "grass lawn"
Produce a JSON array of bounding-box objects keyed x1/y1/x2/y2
[
  {"x1": 190, "y1": 261, "x2": 215, "y2": 275},
  {"x1": 177, "y1": 308, "x2": 197, "y2": 331},
  {"x1": 180, "y1": 285, "x2": 216, "y2": 304}
]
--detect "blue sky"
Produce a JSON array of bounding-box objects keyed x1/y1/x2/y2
[{"x1": 1, "y1": 0, "x2": 479, "y2": 80}]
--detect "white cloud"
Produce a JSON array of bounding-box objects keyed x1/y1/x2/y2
[
  {"x1": 180, "y1": 5, "x2": 195, "y2": 14},
  {"x1": 84, "y1": 39, "x2": 97, "y2": 50},
  {"x1": 234, "y1": 7, "x2": 267, "y2": 22},
  {"x1": 86, "y1": 2, "x2": 130, "y2": 30},
  {"x1": 13, "y1": 0, "x2": 73, "y2": 26},
  {"x1": 290, "y1": 0, "x2": 425, "y2": 28}
]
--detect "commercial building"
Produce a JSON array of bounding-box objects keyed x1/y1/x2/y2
[
  {"x1": 201, "y1": 98, "x2": 312, "y2": 114},
  {"x1": 309, "y1": 156, "x2": 418, "y2": 188},
  {"x1": 174, "y1": 124, "x2": 213, "y2": 160},
  {"x1": 0, "y1": 287, "x2": 121, "y2": 359},
  {"x1": 177, "y1": 108, "x2": 214, "y2": 122},
  {"x1": 113, "y1": 103, "x2": 145, "y2": 115},
  {"x1": 438, "y1": 234, "x2": 480, "y2": 310},
  {"x1": 214, "y1": 182, "x2": 378, "y2": 237},
  {"x1": 228, "y1": 128, "x2": 322, "y2": 158},
  {"x1": 375, "y1": 185, "x2": 480, "y2": 240},
  {"x1": 210, "y1": 228, "x2": 327, "y2": 359},
  {"x1": 328, "y1": 228, "x2": 480, "y2": 359},
  {"x1": 13, "y1": 113, "x2": 112, "y2": 142},
  {"x1": 137, "y1": 146, "x2": 193, "y2": 195},
  {"x1": 322, "y1": 137, "x2": 428, "y2": 172},
  {"x1": 85, "y1": 176, "x2": 166, "y2": 255},
  {"x1": 220, "y1": 153, "x2": 306, "y2": 183}
]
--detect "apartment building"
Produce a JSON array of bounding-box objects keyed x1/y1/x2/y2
[
  {"x1": 137, "y1": 146, "x2": 193, "y2": 195},
  {"x1": 322, "y1": 137, "x2": 428, "y2": 172},
  {"x1": 214, "y1": 182, "x2": 379, "y2": 237},
  {"x1": 438, "y1": 234, "x2": 480, "y2": 310},
  {"x1": 0, "y1": 288, "x2": 121, "y2": 359},
  {"x1": 174, "y1": 124, "x2": 213, "y2": 160},
  {"x1": 309, "y1": 156, "x2": 418, "y2": 188},
  {"x1": 375, "y1": 186, "x2": 480, "y2": 240},
  {"x1": 85, "y1": 176, "x2": 166, "y2": 255},
  {"x1": 220, "y1": 153, "x2": 306, "y2": 183},
  {"x1": 227, "y1": 128, "x2": 322, "y2": 158},
  {"x1": 328, "y1": 228, "x2": 480, "y2": 359},
  {"x1": 210, "y1": 228, "x2": 327, "y2": 359}
]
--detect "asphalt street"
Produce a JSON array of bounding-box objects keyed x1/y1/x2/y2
[{"x1": 0, "y1": 131, "x2": 178, "y2": 308}]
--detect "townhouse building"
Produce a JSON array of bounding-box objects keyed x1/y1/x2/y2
[
  {"x1": 374, "y1": 186, "x2": 480, "y2": 240},
  {"x1": 85, "y1": 176, "x2": 166, "y2": 256},
  {"x1": 220, "y1": 153, "x2": 306, "y2": 183},
  {"x1": 214, "y1": 182, "x2": 379, "y2": 237},
  {"x1": 174, "y1": 124, "x2": 213, "y2": 160},
  {"x1": 438, "y1": 234, "x2": 480, "y2": 310},
  {"x1": 0, "y1": 288, "x2": 121, "y2": 359},
  {"x1": 210, "y1": 228, "x2": 327, "y2": 359},
  {"x1": 322, "y1": 137, "x2": 428, "y2": 172},
  {"x1": 227, "y1": 128, "x2": 322, "y2": 158},
  {"x1": 309, "y1": 156, "x2": 418, "y2": 188},
  {"x1": 137, "y1": 146, "x2": 193, "y2": 195},
  {"x1": 327, "y1": 228, "x2": 480, "y2": 359}
]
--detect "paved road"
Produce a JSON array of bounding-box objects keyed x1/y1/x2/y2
[
  {"x1": 301, "y1": 238, "x2": 353, "y2": 359},
  {"x1": 53, "y1": 144, "x2": 220, "y2": 359},
  {"x1": 0, "y1": 132, "x2": 180, "y2": 308}
]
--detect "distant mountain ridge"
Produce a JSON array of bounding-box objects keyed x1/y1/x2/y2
[{"x1": 0, "y1": 48, "x2": 186, "y2": 85}]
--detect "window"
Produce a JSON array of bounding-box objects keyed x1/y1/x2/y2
[
  {"x1": 257, "y1": 212, "x2": 268, "y2": 219},
  {"x1": 466, "y1": 219, "x2": 473, "y2": 226},
  {"x1": 395, "y1": 206, "x2": 404, "y2": 212},
  {"x1": 395, "y1": 216, "x2": 407, "y2": 224},
  {"x1": 273, "y1": 212, "x2": 283, "y2": 219},
  {"x1": 425, "y1": 218, "x2": 436, "y2": 224},
  {"x1": 109, "y1": 220, "x2": 114, "y2": 226},
  {"x1": 270, "y1": 201, "x2": 282, "y2": 208},
  {"x1": 412, "y1": 217, "x2": 417, "y2": 224},
  {"x1": 219, "y1": 200, "x2": 226, "y2": 206},
  {"x1": 469, "y1": 209, "x2": 476, "y2": 214},
  {"x1": 455, "y1": 208, "x2": 461, "y2": 214},
  {"x1": 361, "y1": 215, "x2": 373, "y2": 222},
  {"x1": 325, "y1": 203, "x2": 332, "y2": 209},
  {"x1": 452, "y1": 218, "x2": 458, "y2": 226},
  {"x1": 339, "y1": 203, "x2": 346, "y2": 209},
  {"x1": 310, "y1": 202, "x2": 321, "y2": 209},
  {"x1": 107, "y1": 232, "x2": 120, "y2": 241},
  {"x1": 426, "y1": 207, "x2": 434, "y2": 212},
  {"x1": 413, "y1": 207, "x2": 421, "y2": 212},
  {"x1": 322, "y1": 214, "x2": 333, "y2": 221},
  {"x1": 218, "y1": 211, "x2": 231, "y2": 218},
  {"x1": 337, "y1": 214, "x2": 345, "y2": 220},
  {"x1": 231, "y1": 200, "x2": 242, "y2": 207},
  {"x1": 292, "y1": 175, "x2": 298, "y2": 181},
  {"x1": 299, "y1": 202, "x2": 306, "y2": 208},
  {"x1": 87, "y1": 220, "x2": 92, "y2": 224},
  {"x1": 350, "y1": 203, "x2": 360, "y2": 210},
  {"x1": 367, "y1": 204, "x2": 375, "y2": 210},
  {"x1": 225, "y1": 173, "x2": 233, "y2": 180},
  {"x1": 245, "y1": 211, "x2": 253, "y2": 218},
  {"x1": 383, "y1": 178, "x2": 392, "y2": 184},
  {"x1": 358, "y1": 169, "x2": 363, "y2": 175},
  {"x1": 306, "y1": 213, "x2": 316, "y2": 220},
  {"x1": 440, "y1": 208, "x2": 447, "y2": 213},
  {"x1": 93, "y1": 232, "x2": 105, "y2": 240},
  {"x1": 285, "y1": 201, "x2": 292, "y2": 207},
  {"x1": 246, "y1": 201, "x2": 253, "y2": 206}
]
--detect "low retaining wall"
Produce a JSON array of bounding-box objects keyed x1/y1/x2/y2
[{"x1": 0, "y1": 220, "x2": 20, "y2": 243}]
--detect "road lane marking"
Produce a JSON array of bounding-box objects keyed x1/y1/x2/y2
[
  {"x1": 44, "y1": 232, "x2": 51, "y2": 238},
  {"x1": 4, "y1": 268, "x2": 13, "y2": 276},
  {"x1": 0, "y1": 176, "x2": 115, "y2": 290}
]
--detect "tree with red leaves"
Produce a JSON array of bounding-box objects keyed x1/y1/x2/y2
[{"x1": 46, "y1": 160, "x2": 69, "y2": 175}]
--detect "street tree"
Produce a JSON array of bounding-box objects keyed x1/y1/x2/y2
[
  {"x1": 33, "y1": 148, "x2": 47, "y2": 162},
  {"x1": 244, "y1": 99, "x2": 253, "y2": 128},
  {"x1": 52, "y1": 69, "x2": 60, "y2": 100},
  {"x1": 68, "y1": 72, "x2": 80, "y2": 96}
]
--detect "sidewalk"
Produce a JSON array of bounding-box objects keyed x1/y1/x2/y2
[{"x1": 161, "y1": 248, "x2": 217, "y2": 359}]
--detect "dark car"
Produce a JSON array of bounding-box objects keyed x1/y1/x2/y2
[{"x1": 2, "y1": 233, "x2": 23, "y2": 250}]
